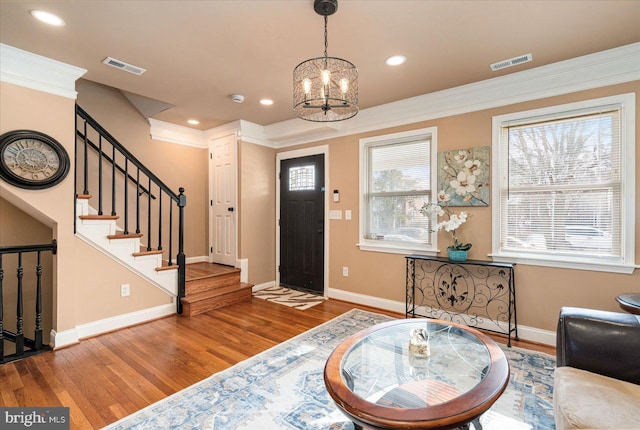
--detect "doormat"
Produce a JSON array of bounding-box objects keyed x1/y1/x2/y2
[{"x1": 252, "y1": 285, "x2": 327, "y2": 310}]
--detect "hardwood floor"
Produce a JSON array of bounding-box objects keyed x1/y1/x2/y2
[{"x1": 0, "y1": 297, "x2": 554, "y2": 429}]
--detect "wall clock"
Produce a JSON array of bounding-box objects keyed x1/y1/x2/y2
[{"x1": 0, "y1": 130, "x2": 70, "y2": 189}]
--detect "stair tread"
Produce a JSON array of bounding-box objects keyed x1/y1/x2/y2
[
  {"x1": 77, "y1": 194, "x2": 92, "y2": 199},
  {"x1": 108, "y1": 233, "x2": 144, "y2": 239},
  {"x1": 132, "y1": 249, "x2": 164, "y2": 257},
  {"x1": 80, "y1": 214, "x2": 119, "y2": 220},
  {"x1": 185, "y1": 262, "x2": 239, "y2": 281},
  {"x1": 156, "y1": 264, "x2": 179, "y2": 272},
  {"x1": 181, "y1": 283, "x2": 253, "y2": 303}
]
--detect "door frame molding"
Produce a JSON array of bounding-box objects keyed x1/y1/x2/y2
[{"x1": 276, "y1": 145, "x2": 329, "y2": 296}]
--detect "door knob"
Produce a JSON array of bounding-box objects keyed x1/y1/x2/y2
[{"x1": 228, "y1": 207, "x2": 234, "y2": 212}]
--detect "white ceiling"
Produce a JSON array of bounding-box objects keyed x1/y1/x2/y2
[{"x1": 1, "y1": 1, "x2": 639, "y2": 130}]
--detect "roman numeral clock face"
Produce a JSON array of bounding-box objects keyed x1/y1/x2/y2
[{"x1": 0, "y1": 130, "x2": 70, "y2": 189}]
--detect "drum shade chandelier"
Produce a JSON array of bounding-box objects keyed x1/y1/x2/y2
[{"x1": 293, "y1": 0, "x2": 358, "y2": 122}]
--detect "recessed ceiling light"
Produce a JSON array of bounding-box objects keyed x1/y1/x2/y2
[
  {"x1": 386, "y1": 55, "x2": 406, "y2": 66},
  {"x1": 30, "y1": 10, "x2": 65, "y2": 26},
  {"x1": 187, "y1": 119, "x2": 200, "y2": 125},
  {"x1": 260, "y1": 99, "x2": 274, "y2": 106}
]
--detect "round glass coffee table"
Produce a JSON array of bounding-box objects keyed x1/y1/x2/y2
[{"x1": 324, "y1": 318, "x2": 509, "y2": 430}]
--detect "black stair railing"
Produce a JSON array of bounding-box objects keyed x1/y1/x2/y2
[
  {"x1": 0, "y1": 240, "x2": 56, "y2": 364},
  {"x1": 74, "y1": 105, "x2": 186, "y2": 313}
]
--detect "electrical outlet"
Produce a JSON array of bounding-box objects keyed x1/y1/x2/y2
[
  {"x1": 120, "y1": 284, "x2": 130, "y2": 297},
  {"x1": 342, "y1": 266, "x2": 349, "y2": 277}
]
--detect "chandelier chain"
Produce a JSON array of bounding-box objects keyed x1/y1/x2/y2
[{"x1": 324, "y1": 15, "x2": 328, "y2": 58}]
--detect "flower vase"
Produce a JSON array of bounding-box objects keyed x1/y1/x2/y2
[{"x1": 447, "y1": 249, "x2": 468, "y2": 262}]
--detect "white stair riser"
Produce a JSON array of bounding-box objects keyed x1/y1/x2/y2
[{"x1": 76, "y1": 203, "x2": 178, "y2": 296}]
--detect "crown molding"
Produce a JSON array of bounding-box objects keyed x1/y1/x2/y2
[
  {"x1": 0, "y1": 43, "x2": 86, "y2": 99},
  {"x1": 257, "y1": 42, "x2": 639, "y2": 148},
  {"x1": 6, "y1": 41, "x2": 635, "y2": 149},
  {"x1": 148, "y1": 118, "x2": 206, "y2": 148}
]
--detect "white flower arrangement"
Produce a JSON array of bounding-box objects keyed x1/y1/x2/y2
[{"x1": 421, "y1": 191, "x2": 472, "y2": 251}]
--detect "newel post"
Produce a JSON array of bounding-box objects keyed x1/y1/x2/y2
[{"x1": 177, "y1": 187, "x2": 186, "y2": 314}]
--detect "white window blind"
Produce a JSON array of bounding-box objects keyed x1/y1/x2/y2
[
  {"x1": 498, "y1": 105, "x2": 623, "y2": 258},
  {"x1": 364, "y1": 136, "x2": 432, "y2": 245}
]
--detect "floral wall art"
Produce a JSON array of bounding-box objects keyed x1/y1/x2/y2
[{"x1": 437, "y1": 146, "x2": 490, "y2": 206}]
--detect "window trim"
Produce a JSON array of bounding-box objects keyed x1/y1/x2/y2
[
  {"x1": 358, "y1": 127, "x2": 439, "y2": 255},
  {"x1": 491, "y1": 93, "x2": 636, "y2": 273}
]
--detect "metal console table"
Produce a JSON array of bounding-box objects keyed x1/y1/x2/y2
[{"x1": 405, "y1": 255, "x2": 518, "y2": 346}]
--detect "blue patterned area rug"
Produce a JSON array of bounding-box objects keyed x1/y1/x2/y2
[{"x1": 103, "y1": 309, "x2": 555, "y2": 430}]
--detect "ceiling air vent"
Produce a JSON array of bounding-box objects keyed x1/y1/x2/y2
[
  {"x1": 102, "y1": 57, "x2": 146, "y2": 76},
  {"x1": 490, "y1": 53, "x2": 533, "y2": 71}
]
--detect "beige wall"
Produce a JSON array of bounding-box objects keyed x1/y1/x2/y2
[
  {"x1": 72, "y1": 239, "x2": 172, "y2": 324},
  {"x1": 238, "y1": 141, "x2": 276, "y2": 284},
  {"x1": 1, "y1": 81, "x2": 173, "y2": 338},
  {"x1": 1, "y1": 82, "x2": 78, "y2": 333},
  {"x1": 278, "y1": 81, "x2": 640, "y2": 333}
]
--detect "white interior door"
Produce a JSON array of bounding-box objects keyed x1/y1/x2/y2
[{"x1": 209, "y1": 134, "x2": 237, "y2": 266}]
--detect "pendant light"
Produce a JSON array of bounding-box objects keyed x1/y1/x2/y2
[{"x1": 293, "y1": 0, "x2": 358, "y2": 122}]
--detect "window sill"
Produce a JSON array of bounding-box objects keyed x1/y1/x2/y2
[
  {"x1": 357, "y1": 241, "x2": 438, "y2": 256},
  {"x1": 489, "y1": 252, "x2": 636, "y2": 274}
]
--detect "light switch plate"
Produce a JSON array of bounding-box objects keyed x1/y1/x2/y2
[{"x1": 328, "y1": 210, "x2": 342, "y2": 220}]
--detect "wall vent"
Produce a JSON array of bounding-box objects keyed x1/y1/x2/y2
[
  {"x1": 102, "y1": 57, "x2": 146, "y2": 76},
  {"x1": 490, "y1": 53, "x2": 533, "y2": 71}
]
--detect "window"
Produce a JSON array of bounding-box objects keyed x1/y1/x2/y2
[
  {"x1": 359, "y1": 127, "x2": 437, "y2": 254},
  {"x1": 289, "y1": 165, "x2": 315, "y2": 191},
  {"x1": 492, "y1": 94, "x2": 635, "y2": 273}
]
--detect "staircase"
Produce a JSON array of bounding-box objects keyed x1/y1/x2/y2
[
  {"x1": 182, "y1": 263, "x2": 253, "y2": 316},
  {"x1": 77, "y1": 195, "x2": 253, "y2": 314},
  {"x1": 75, "y1": 195, "x2": 179, "y2": 295},
  {"x1": 75, "y1": 104, "x2": 252, "y2": 315}
]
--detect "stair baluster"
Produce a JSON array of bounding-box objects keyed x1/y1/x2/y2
[
  {"x1": 158, "y1": 192, "x2": 163, "y2": 251},
  {"x1": 124, "y1": 158, "x2": 129, "y2": 234},
  {"x1": 111, "y1": 144, "x2": 117, "y2": 217},
  {"x1": 98, "y1": 135, "x2": 104, "y2": 215},
  {"x1": 15, "y1": 253, "x2": 24, "y2": 356},
  {"x1": 147, "y1": 177, "x2": 152, "y2": 252},
  {"x1": 136, "y1": 168, "x2": 141, "y2": 234},
  {"x1": 35, "y1": 251, "x2": 43, "y2": 350},
  {"x1": 83, "y1": 120, "x2": 89, "y2": 195}
]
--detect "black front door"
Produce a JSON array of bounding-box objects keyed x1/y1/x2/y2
[{"x1": 279, "y1": 154, "x2": 325, "y2": 295}]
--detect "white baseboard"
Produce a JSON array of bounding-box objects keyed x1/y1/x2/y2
[
  {"x1": 49, "y1": 328, "x2": 80, "y2": 350},
  {"x1": 516, "y1": 325, "x2": 556, "y2": 347},
  {"x1": 328, "y1": 287, "x2": 406, "y2": 314},
  {"x1": 186, "y1": 255, "x2": 208, "y2": 264},
  {"x1": 327, "y1": 287, "x2": 556, "y2": 346},
  {"x1": 238, "y1": 258, "x2": 248, "y2": 283},
  {"x1": 252, "y1": 281, "x2": 275, "y2": 292},
  {"x1": 51, "y1": 303, "x2": 176, "y2": 349}
]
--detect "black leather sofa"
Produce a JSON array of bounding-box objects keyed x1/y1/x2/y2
[{"x1": 554, "y1": 306, "x2": 640, "y2": 429}]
